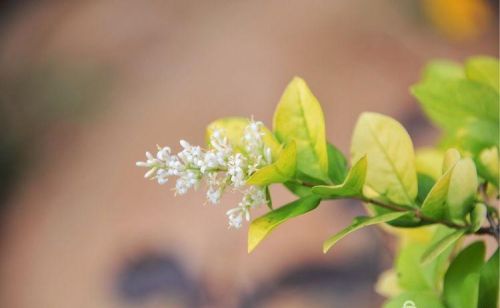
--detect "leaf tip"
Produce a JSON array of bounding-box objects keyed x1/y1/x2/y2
[
  {"x1": 322, "y1": 243, "x2": 330, "y2": 254},
  {"x1": 247, "y1": 237, "x2": 257, "y2": 254}
]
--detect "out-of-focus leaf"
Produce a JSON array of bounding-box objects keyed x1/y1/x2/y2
[
  {"x1": 412, "y1": 78, "x2": 499, "y2": 129},
  {"x1": 478, "y1": 249, "x2": 499, "y2": 308},
  {"x1": 351, "y1": 112, "x2": 418, "y2": 206},
  {"x1": 476, "y1": 146, "x2": 499, "y2": 187},
  {"x1": 273, "y1": 77, "x2": 329, "y2": 182},
  {"x1": 415, "y1": 148, "x2": 444, "y2": 180},
  {"x1": 396, "y1": 226, "x2": 455, "y2": 292},
  {"x1": 375, "y1": 269, "x2": 403, "y2": 298},
  {"x1": 465, "y1": 56, "x2": 499, "y2": 92},
  {"x1": 383, "y1": 291, "x2": 445, "y2": 308},
  {"x1": 412, "y1": 77, "x2": 499, "y2": 154},
  {"x1": 312, "y1": 156, "x2": 367, "y2": 199},
  {"x1": 442, "y1": 148, "x2": 461, "y2": 174},
  {"x1": 247, "y1": 195, "x2": 321, "y2": 253},
  {"x1": 323, "y1": 211, "x2": 408, "y2": 253},
  {"x1": 420, "y1": 229, "x2": 465, "y2": 265},
  {"x1": 422, "y1": 60, "x2": 465, "y2": 81},
  {"x1": 443, "y1": 241, "x2": 485, "y2": 308}
]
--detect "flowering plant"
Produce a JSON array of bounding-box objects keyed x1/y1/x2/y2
[{"x1": 137, "y1": 56, "x2": 499, "y2": 307}]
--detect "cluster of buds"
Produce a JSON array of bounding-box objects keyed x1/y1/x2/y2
[{"x1": 136, "y1": 120, "x2": 272, "y2": 228}]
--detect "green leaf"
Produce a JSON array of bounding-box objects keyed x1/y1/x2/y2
[
  {"x1": 446, "y1": 158, "x2": 478, "y2": 221},
  {"x1": 351, "y1": 112, "x2": 418, "y2": 206},
  {"x1": 411, "y1": 77, "x2": 499, "y2": 154},
  {"x1": 421, "y1": 168, "x2": 453, "y2": 220},
  {"x1": 421, "y1": 153, "x2": 478, "y2": 221},
  {"x1": 420, "y1": 229, "x2": 465, "y2": 266},
  {"x1": 396, "y1": 226, "x2": 456, "y2": 292},
  {"x1": 248, "y1": 195, "x2": 321, "y2": 253},
  {"x1": 312, "y1": 156, "x2": 367, "y2": 198},
  {"x1": 444, "y1": 241, "x2": 485, "y2": 308},
  {"x1": 322, "y1": 211, "x2": 408, "y2": 253},
  {"x1": 442, "y1": 148, "x2": 461, "y2": 174},
  {"x1": 416, "y1": 173, "x2": 436, "y2": 204},
  {"x1": 422, "y1": 60, "x2": 465, "y2": 81},
  {"x1": 476, "y1": 146, "x2": 499, "y2": 187},
  {"x1": 456, "y1": 119, "x2": 500, "y2": 154},
  {"x1": 375, "y1": 269, "x2": 403, "y2": 298},
  {"x1": 470, "y1": 203, "x2": 487, "y2": 232},
  {"x1": 327, "y1": 143, "x2": 348, "y2": 184},
  {"x1": 478, "y1": 249, "x2": 499, "y2": 308},
  {"x1": 465, "y1": 56, "x2": 499, "y2": 92},
  {"x1": 283, "y1": 181, "x2": 313, "y2": 197},
  {"x1": 264, "y1": 186, "x2": 273, "y2": 210},
  {"x1": 246, "y1": 142, "x2": 296, "y2": 185},
  {"x1": 412, "y1": 77, "x2": 499, "y2": 130},
  {"x1": 273, "y1": 77, "x2": 329, "y2": 182},
  {"x1": 383, "y1": 291, "x2": 445, "y2": 308}
]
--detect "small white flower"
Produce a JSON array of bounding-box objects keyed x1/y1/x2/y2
[
  {"x1": 136, "y1": 119, "x2": 273, "y2": 229},
  {"x1": 156, "y1": 146, "x2": 171, "y2": 161},
  {"x1": 227, "y1": 212, "x2": 243, "y2": 229},
  {"x1": 206, "y1": 188, "x2": 222, "y2": 204},
  {"x1": 144, "y1": 167, "x2": 158, "y2": 179}
]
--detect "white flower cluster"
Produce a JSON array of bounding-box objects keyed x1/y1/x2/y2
[{"x1": 136, "y1": 120, "x2": 273, "y2": 229}]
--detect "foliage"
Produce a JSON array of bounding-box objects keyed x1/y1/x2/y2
[{"x1": 137, "y1": 56, "x2": 499, "y2": 307}]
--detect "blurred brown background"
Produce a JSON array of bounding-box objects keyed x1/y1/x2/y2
[{"x1": 0, "y1": 1, "x2": 497, "y2": 307}]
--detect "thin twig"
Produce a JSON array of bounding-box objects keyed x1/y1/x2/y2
[{"x1": 294, "y1": 180, "x2": 499, "y2": 240}]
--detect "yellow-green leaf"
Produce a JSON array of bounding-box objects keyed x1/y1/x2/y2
[
  {"x1": 442, "y1": 148, "x2": 461, "y2": 174},
  {"x1": 415, "y1": 148, "x2": 444, "y2": 180},
  {"x1": 351, "y1": 112, "x2": 418, "y2": 206},
  {"x1": 273, "y1": 77, "x2": 329, "y2": 182},
  {"x1": 411, "y1": 77, "x2": 499, "y2": 154},
  {"x1": 375, "y1": 269, "x2": 403, "y2": 298},
  {"x1": 395, "y1": 226, "x2": 456, "y2": 291},
  {"x1": 447, "y1": 158, "x2": 478, "y2": 221},
  {"x1": 420, "y1": 229, "x2": 465, "y2": 266},
  {"x1": 248, "y1": 195, "x2": 321, "y2": 253},
  {"x1": 471, "y1": 203, "x2": 487, "y2": 232},
  {"x1": 422, "y1": 60, "x2": 465, "y2": 81},
  {"x1": 312, "y1": 156, "x2": 367, "y2": 198},
  {"x1": 383, "y1": 291, "x2": 445, "y2": 308},
  {"x1": 206, "y1": 117, "x2": 281, "y2": 158},
  {"x1": 412, "y1": 76, "x2": 499, "y2": 130},
  {"x1": 465, "y1": 56, "x2": 500, "y2": 92},
  {"x1": 422, "y1": 153, "x2": 478, "y2": 222},
  {"x1": 246, "y1": 142, "x2": 296, "y2": 185},
  {"x1": 322, "y1": 211, "x2": 409, "y2": 253},
  {"x1": 476, "y1": 146, "x2": 499, "y2": 187},
  {"x1": 421, "y1": 169, "x2": 453, "y2": 220}
]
